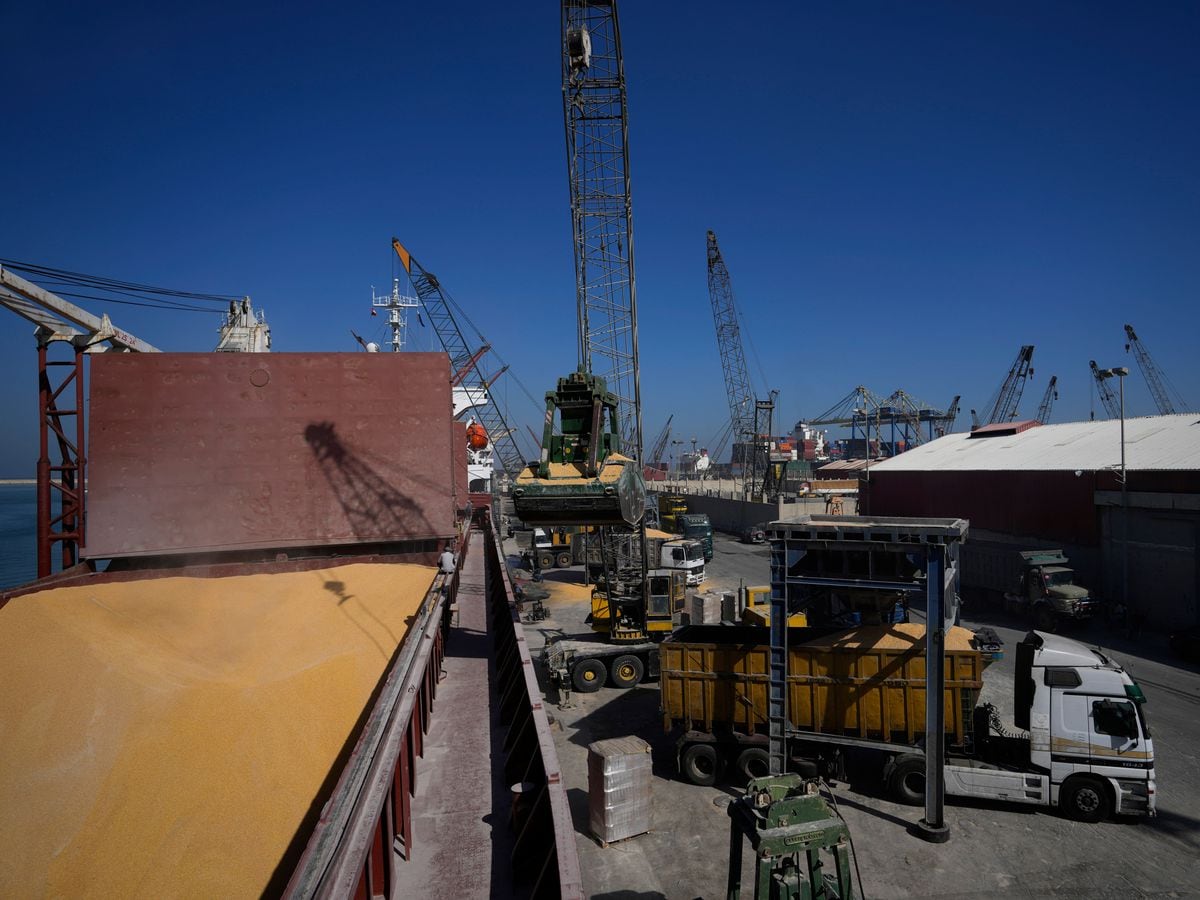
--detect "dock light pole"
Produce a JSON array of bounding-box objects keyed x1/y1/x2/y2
[
  {"x1": 854, "y1": 407, "x2": 870, "y2": 514},
  {"x1": 1097, "y1": 367, "x2": 1130, "y2": 611}
]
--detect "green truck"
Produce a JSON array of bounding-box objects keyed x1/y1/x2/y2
[{"x1": 676, "y1": 513, "x2": 713, "y2": 561}]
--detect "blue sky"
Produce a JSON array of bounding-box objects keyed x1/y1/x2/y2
[{"x1": 1, "y1": 1, "x2": 1197, "y2": 475}]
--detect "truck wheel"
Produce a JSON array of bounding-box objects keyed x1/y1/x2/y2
[
  {"x1": 681, "y1": 743, "x2": 720, "y2": 786},
  {"x1": 1060, "y1": 776, "x2": 1111, "y2": 823},
  {"x1": 572, "y1": 659, "x2": 607, "y2": 693},
  {"x1": 735, "y1": 747, "x2": 771, "y2": 784},
  {"x1": 537, "y1": 551, "x2": 555, "y2": 570},
  {"x1": 609, "y1": 655, "x2": 644, "y2": 689},
  {"x1": 1035, "y1": 606, "x2": 1058, "y2": 633},
  {"x1": 555, "y1": 551, "x2": 572, "y2": 569},
  {"x1": 888, "y1": 755, "x2": 926, "y2": 806}
]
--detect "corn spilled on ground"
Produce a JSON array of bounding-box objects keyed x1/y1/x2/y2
[{"x1": 0, "y1": 562, "x2": 434, "y2": 898}]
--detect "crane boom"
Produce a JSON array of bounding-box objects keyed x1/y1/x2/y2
[
  {"x1": 1089, "y1": 360, "x2": 1121, "y2": 419},
  {"x1": 937, "y1": 395, "x2": 960, "y2": 436},
  {"x1": 647, "y1": 414, "x2": 673, "y2": 468},
  {"x1": 1124, "y1": 323, "x2": 1184, "y2": 415},
  {"x1": 984, "y1": 345, "x2": 1035, "y2": 424},
  {"x1": 390, "y1": 239, "x2": 527, "y2": 477},
  {"x1": 706, "y1": 231, "x2": 756, "y2": 457},
  {"x1": 563, "y1": 0, "x2": 643, "y2": 461},
  {"x1": 1035, "y1": 375, "x2": 1058, "y2": 424}
]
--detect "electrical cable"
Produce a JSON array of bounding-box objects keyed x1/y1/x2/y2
[
  {"x1": 820, "y1": 779, "x2": 868, "y2": 900},
  {"x1": 0, "y1": 258, "x2": 238, "y2": 303}
]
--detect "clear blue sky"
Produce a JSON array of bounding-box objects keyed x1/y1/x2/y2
[{"x1": 2, "y1": 1, "x2": 1197, "y2": 475}]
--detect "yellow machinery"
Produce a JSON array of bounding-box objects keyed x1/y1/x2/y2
[
  {"x1": 739, "y1": 585, "x2": 809, "y2": 628},
  {"x1": 589, "y1": 570, "x2": 687, "y2": 641}
]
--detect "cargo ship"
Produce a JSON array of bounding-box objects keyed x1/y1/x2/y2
[{"x1": 0, "y1": 347, "x2": 580, "y2": 898}]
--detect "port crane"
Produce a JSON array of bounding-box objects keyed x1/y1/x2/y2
[
  {"x1": 647, "y1": 414, "x2": 673, "y2": 473},
  {"x1": 979, "y1": 345, "x2": 1035, "y2": 426},
  {"x1": 1124, "y1": 323, "x2": 1187, "y2": 415},
  {"x1": 705, "y1": 231, "x2": 757, "y2": 461},
  {"x1": 516, "y1": 0, "x2": 692, "y2": 693},
  {"x1": 1089, "y1": 360, "x2": 1121, "y2": 419},
  {"x1": 936, "y1": 395, "x2": 960, "y2": 437},
  {"x1": 1035, "y1": 375, "x2": 1058, "y2": 424},
  {"x1": 389, "y1": 239, "x2": 529, "y2": 479}
]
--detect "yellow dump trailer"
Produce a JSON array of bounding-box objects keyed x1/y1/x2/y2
[{"x1": 660, "y1": 623, "x2": 988, "y2": 787}]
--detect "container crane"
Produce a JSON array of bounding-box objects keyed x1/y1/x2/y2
[
  {"x1": 1124, "y1": 323, "x2": 1187, "y2": 415},
  {"x1": 1035, "y1": 375, "x2": 1058, "y2": 424},
  {"x1": 1089, "y1": 360, "x2": 1121, "y2": 420},
  {"x1": 981, "y1": 345, "x2": 1035, "y2": 425}
]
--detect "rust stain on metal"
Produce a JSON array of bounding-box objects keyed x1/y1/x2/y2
[{"x1": 85, "y1": 352, "x2": 456, "y2": 559}]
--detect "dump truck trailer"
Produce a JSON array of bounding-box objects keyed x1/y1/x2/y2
[{"x1": 660, "y1": 624, "x2": 1155, "y2": 821}]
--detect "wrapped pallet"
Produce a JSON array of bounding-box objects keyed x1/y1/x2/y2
[{"x1": 588, "y1": 736, "x2": 652, "y2": 844}]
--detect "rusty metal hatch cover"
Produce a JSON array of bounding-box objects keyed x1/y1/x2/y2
[{"x1": 85, "y1": 352, "x2": 456, "y2": 559}]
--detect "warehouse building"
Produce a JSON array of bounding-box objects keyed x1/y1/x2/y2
[{"x1": 863, "y1": 414, "x2": 1200, "y2": 629}]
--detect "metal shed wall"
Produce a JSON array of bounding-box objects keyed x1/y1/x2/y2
[{"x1": 85, "y1": 352, "x2": 456, "y2": 558}]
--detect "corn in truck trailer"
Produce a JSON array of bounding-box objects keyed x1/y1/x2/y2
[{"x1": 660, "y1": 623, "x2": 1155, "y2": 821}]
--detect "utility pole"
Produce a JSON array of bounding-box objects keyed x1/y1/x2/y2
[{"x1": 1097, "y1": 366, "x2": 1130, "y2": 612}]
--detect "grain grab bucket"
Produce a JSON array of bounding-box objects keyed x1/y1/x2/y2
[{"x1": 512, "y1": 369, "x2": 646, "y2": 527}]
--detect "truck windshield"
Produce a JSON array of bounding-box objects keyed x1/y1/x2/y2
[
  {"x1": 686, "y1": 545, "x2": 704, "y2": 562},
  {"x1": 1043, "y1": 571, "x2": 1075, "y2": 586}
]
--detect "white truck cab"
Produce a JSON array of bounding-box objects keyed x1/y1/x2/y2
[
  {"x1": 944, "y1": 630, "x2": 1154, "y2": 821},
  {"x1": 662, "y1": 538, "x2": 706, "y2": 586}
]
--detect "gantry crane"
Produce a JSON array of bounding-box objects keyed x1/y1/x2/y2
[
  {"x1": 1035, "y1": 375, "x2": 1058, "y2": 424},
  {"x1": 390, "y1": 239, "x2": 529, "y2": 478},
  {"x1": 1124, "y1": 323, "x2": 1187, "y2": 415},
  {"x1": 1089, "y1": 360, "x2": 1121, "y2": 419},
  {"x1": 980, "y1": 345, "x2": 1035, "y2": 425}
]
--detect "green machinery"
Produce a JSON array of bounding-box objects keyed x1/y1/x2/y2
[
  {"x1": 727, "y1": 775, "x2": 856, "y2": 900},
  {"x1": 512, "y1": 369, "x2": 646, "y2": 527}
]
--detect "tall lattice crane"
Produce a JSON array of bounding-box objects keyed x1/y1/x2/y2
[
  {"x1": 1035, "y1": 375, "x2": 1058, "y2": 424},
  {"x1": 981, "y1": 345, "x2": 1035, "y2": 425},
  {"x1": 1089, "y1": 360, "x2": 1121, "y2": 419},
  {"x1": 563, "y1": 0, "x2": 643, "y2": 461},
  {"x1": 390, "y1": 239, "x2": 529, "y2": 477},
  {"x1": 1124, "y1": 323, "x2": 1187, "y2": 415},
  {"x1": 706, "y1": 231, "x2": 756, "y2": 462}
]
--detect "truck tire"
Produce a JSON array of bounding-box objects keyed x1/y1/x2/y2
[
  {"x1": 681, "y1": 743, "x2": 720, "y2": 786},
  {"x1": 555, "y1": 551, "x2": 572, "y2": 569},
  {"x1": 888, "y1": 755, "x2": 926, "y2": 806},
  {"x1": 609, "y1": 655, "x2": 644, "y2": 689},
  {"x1": 735, "y1": 747, "x2": 771, "y2": 784},
  {"x1": 1034, "y1": 606, "x2": 1058, "y2": 633},
  {"x1": 537, "y1": 550, "x2": 555, "y2": 570},
  {"x1": 572, "y1": 659, "x2": 607, "y2": 693},
  {"x1": 1060, "y1": 776, "x2": 1112, "y2": 823}
]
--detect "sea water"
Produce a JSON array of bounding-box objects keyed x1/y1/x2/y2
[{"x1": 0, "y1": 483, "x2": 45, "y2": 589}]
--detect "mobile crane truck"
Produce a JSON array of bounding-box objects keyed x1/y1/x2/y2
[{"x1": 513, "y1": 369, "x2": 687, "y2": 696}]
